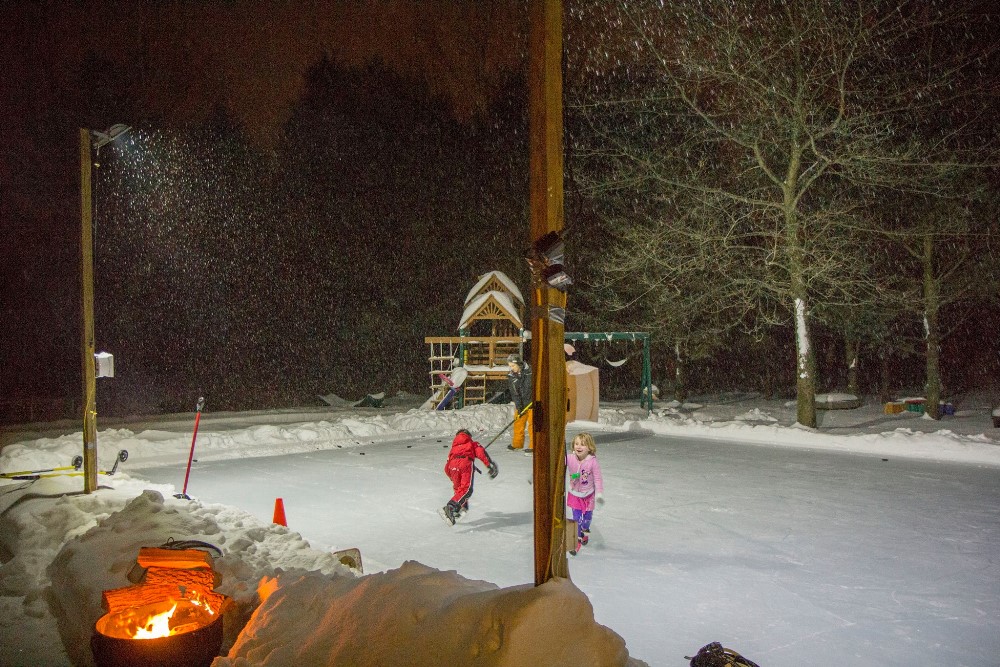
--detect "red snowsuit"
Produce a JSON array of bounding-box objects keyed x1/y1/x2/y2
[{"x1": 444, "y1": 431, "x2": 494, "y2": 508}]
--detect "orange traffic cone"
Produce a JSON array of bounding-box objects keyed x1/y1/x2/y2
[{"x1": 272, "y1": 498, "x2": 287, "y2": 527}]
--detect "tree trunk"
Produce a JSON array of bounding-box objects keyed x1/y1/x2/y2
[
  {"x1": 922, "y1": 233, "x2": 942, "y2": 420},
  {"x1": 878, "y1": 347, "x2": 892, "y2": 404},
  {"x1": 793, "y1": 296, "x2": 818, "y2": 427},
  {"x1": 824, "y1": 340, "x2": 839, "y2": 391},
  {"x1": 673, "y1": 341, "x2": 687, "y2": 402},
  {"x1": 784, "y1": 150, "x2": 817, "y2": 428},
  {"x1": 845, "y1": 337, "x2": 860, "y2": 397}
]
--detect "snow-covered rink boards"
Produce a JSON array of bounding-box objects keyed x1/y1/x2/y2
[{"x1": 139, "y1": 428, "x2": 1000, "y2": 667}]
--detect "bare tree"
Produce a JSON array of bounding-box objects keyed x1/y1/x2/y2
[
  {"x1": 568, "y1": 0, "x2": 998, "y2": 426},
  {"x1": 886, "y1": 177, "x2": 998, "y2": 418}
]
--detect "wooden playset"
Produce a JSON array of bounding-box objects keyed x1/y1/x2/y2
[
  {"x1": 424, "y1": 270, "x2": 655, "y2": 413},
  {"x1": 424, "y1": 271, "x2": 526, "y2": 408}
]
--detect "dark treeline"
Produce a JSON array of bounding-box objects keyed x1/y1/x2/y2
[{"x1": 5, "y1": 57, "x2": 531, "y2": 417}]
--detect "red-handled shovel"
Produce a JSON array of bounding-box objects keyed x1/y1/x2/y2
[{"x1": 175, "y1": 396, "x2": 205, "y2": 500}]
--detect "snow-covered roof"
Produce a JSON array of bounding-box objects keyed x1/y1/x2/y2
[
  {"x1": 464, "y1": 271, "x2": 524, "y2": 306},
  {"x1": 459, "y1": 290, "x2": 523, "y2": 330}
]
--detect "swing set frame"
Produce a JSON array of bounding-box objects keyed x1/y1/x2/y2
[{"x1": 564, "y1": 331, "x2": 653, "y2": 413}]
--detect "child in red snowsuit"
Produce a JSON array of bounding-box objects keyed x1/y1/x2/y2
[{"x1": 440, "y1": 429, "x2": 498, "y2": 526}]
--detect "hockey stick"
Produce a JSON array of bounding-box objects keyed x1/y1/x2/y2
[{"x1": 483, "y1": 402, "x2": 533, "y2": 450}]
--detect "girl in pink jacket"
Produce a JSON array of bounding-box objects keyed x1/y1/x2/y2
[{"x1": 566, "y1": 432, "x2": 604, "y2": 554}]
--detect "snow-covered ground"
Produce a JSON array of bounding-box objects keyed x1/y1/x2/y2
[{"x1": 1, "y1": 391, "x2": 999, "y2": 666}]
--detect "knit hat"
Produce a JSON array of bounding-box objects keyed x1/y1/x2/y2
[{"x1": 506, "y1": 354, "x2": 523, "y2": 366}]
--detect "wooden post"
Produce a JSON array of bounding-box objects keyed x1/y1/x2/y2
[
  {"x1": 529, "y1": 0, "x2": 569, "y2": 584},
  {"x1": 80, "y1": 128, "x2": 98, "y2": 493}
]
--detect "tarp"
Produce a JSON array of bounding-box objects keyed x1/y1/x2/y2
[
  {"x1": 353, "y1": 392, "x2": 385, "y2": 408},
  {"x1": 566, "y1": 361, "x2": 599, "y2": 423}
]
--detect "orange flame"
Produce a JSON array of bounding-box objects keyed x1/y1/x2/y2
[
  {"x1": 97, "y1": 595, "x2": 220, "y2": 640},
  {"x1": 133, "y1": 603, "x2": 178, "y2": 639}
]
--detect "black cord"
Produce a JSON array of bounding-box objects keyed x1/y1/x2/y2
[{"x1": 159, "y1": 537, "x2": 224, "y2": 557}]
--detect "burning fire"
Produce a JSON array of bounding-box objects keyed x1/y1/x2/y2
[
  {"x1": 95, "y1": 546, "x2": 228, "y2": 643},
  {"x1": 133, "y1": 603, "x2": 177, "y2": 639},
  {"x1": 97, "y1": 591, "x2": 219, "y2": 640}
]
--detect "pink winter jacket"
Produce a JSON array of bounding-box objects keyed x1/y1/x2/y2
[{"x1": 566, "y1": 453, "x2": 603, "y2": 500}]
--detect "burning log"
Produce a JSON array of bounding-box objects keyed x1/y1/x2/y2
[{"x1": 91, "y1": 545, "x2": 228, "y2": 667}]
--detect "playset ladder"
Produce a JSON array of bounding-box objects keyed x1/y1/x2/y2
[{"x1": 462, "y1": 373, "x2": 488, "y2": 405}]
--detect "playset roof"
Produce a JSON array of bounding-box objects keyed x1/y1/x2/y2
[
  {"x1": 459, "y1": 290, "x2": 523, "y2": 330},
  {"x1": 464, "y1": 271, "x2": 524, "y2": 307}
]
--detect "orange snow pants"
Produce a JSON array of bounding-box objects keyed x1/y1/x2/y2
[{"x1": 511, "y1": 407, "x2": 533, "y2": 450}]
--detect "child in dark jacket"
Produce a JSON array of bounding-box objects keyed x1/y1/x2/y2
[{"x1": 440, "y1": 429, "x2": 498, "y2": 526}]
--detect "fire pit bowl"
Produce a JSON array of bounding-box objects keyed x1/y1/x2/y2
[
  {"x1": 90, "y1": 543, "x2": 229, "y2": 667},
  {"x1": 91, "y1": 600, "x2": 225, "y2": 667}
]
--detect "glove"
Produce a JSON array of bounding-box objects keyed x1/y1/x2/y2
[
  {"x1": 488, "y1": 461, "x2": 499, "y2": 479},
  {"x1": 596, "y1": 493, "x2": 605, "y2": 506}
]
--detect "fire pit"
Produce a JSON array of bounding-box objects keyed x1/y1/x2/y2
[{"x1": 91, "y1": 543, "x2": 228, "y2": 667}]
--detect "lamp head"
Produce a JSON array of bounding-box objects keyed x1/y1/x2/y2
[
  {"x1": 530, "y1": 231, "x2": 571, "y2": 291},
  {"x1": 533, "y1": 231, "x2": 565, "y2": 265},
  {"x1": 91, "y1": 124, "x2": 132, "y2": 150},
  {"x1": 542, "y1": 264, "x2": 573, "y2": 289}
]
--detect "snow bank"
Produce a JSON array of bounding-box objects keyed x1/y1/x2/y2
[
  {"x1": 626, "y1": 411, "x2": 1000, "y2": 466},
  {"x1": 0, "y1": 405, "x2": 515, "y2": 473},
  {"x1": 32, "y1": 486, "x2": 353, "y2": 666},
  {"x1": 219, "y1": 562, "x2": 642, "y2": 667}
]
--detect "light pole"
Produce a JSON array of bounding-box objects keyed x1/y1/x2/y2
[{"x1": 80, "y1": 123, "x2": 130, "y2": 493}]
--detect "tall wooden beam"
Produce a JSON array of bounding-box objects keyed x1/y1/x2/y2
[
  {"x1": 529, "y1": 0, "x2": 569, "y2": 584},
  {"x1": 80, "y1": 128, "x2": 98, "y2": 493}
]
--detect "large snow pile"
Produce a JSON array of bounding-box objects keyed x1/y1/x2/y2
[
  {"x1": 0, "y1": 403, "x2": 515, "y2": 472},
  {"x1": 221, "y1": 563, "x2": 632, "y2": 666}
]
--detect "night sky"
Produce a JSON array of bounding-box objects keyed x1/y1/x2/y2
[
  {"x1": 1, "y1": 1, "x2": 533, "y2": 418},
  {"x1": 2, "y1": 1, "x2": 997, "y2": 422}
]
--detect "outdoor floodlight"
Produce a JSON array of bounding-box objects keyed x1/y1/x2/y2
[
  {"x1": 91, "y1": 124, "x2": 132, "y2": 150},
  {"x1": 542, "y1": 263, "x2": 572, "y2": 289},
  {"x1": 534, "y1": 231, "x2": 565, "y2": 265},
  {"x1": 531, "y1": 230, "x2": 572, "y2": 291}
]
